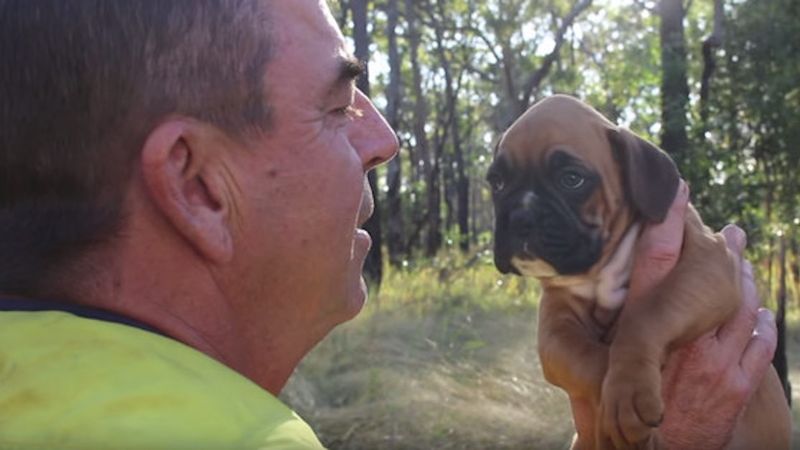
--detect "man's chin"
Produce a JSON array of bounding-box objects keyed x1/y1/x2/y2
[
  {"x1": 330, "y1": 274, "x2": 368, "y2": 326},
  {"x1": 338, "y1": 235, "x2": 371, "y2": 323},
  {"x1": 346, "y1": 275, "x2": 369, "y2": 319}
]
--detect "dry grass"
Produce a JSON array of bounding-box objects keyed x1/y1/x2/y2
[
  {"x1": 283, "y1": 307, "x2": 574, "y2": 449},
  {"x1": 282, "y1": 256, "x2": 575, "y2": 449}
]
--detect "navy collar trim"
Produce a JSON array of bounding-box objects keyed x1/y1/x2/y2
[{"x1": 0, "y1": 297, "x2": 167, "y2": 337}]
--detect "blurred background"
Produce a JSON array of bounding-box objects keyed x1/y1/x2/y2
[{"x1": 282, "y1": 0, "x2": 800, "y2": 448}]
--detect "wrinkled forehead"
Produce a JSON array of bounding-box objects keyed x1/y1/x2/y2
[
  {"x1": 496, "y1": 97, "x2": 616, "y2": 169},
  {"x1": 270, "y1": 0, "x2": 343, "y2": 42}
]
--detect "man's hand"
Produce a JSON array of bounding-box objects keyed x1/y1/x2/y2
[
  {"x1": 625, "y1": 181, "x2": 689, "y2": 304},
  {"x1": 656, "y1": 227, "x2": 777, "y2": 449},
  {"x1": 627, "y1": 181, "x2": 777, "y2": 449},
  {"x1": 569, "y1": 181, "x2": 777, "y2": 449}
]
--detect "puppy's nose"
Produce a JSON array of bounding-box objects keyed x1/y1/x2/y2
[
  {"x1": 510, "y1": 209, "x2": 536, "y2": 238},
  {"x1": 520, "y1": 190, "x2": 538, "y2": 209}
]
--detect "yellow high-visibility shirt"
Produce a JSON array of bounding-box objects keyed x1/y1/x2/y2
[{"x1": 0, "y1": 306, "x2": 326, "y2": 450}]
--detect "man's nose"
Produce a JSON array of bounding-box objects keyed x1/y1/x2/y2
[{"x1": 349, "y1": 89, "x2": 399, "y2": 171}]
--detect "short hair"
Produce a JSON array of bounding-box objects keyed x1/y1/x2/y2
[{"x1": 0, "y1": 0, "x2": 273, "y2": 295}]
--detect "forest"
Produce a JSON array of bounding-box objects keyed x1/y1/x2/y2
[
  {"x1": 283, "y1": 0, "x2": 800, "y2": 448},
  {"x1": 338, "y1": 0, "x2": 799, "y2": 301}
]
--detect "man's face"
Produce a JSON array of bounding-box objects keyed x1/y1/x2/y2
[{"x1": 224, "y1": 1, "x2": 397, "y2": 337}]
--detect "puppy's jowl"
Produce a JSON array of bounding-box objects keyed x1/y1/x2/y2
[{"x1": 488, "y1": 95, "x2": 790, "y2": 450}]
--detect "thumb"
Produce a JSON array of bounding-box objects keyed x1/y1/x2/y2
[{"x1": 628, "y1": 180, "x2": 689, "y2": 303}]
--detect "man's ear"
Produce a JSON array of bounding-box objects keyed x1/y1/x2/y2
[
  {"x1": 139, "y1": 119, "x2": 234, "y2": 264},
  {"x1": 607, "y1": 127, "x2": 680, "y2": 223}
]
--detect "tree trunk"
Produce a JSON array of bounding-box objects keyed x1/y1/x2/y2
[
  {"x1": 406, "y1": 0, "x2": 442, "y2": 256},
  {"x1": 455, "y1": 145, "x2": 470, "y2": 252},
  {"x1": 699, "y1": 0, "x2": 724, "y2": 125},
  {"x1": 351, "y1": 0, "x2": 384, "y2": 286},
  {"x1": 406, "y1": 0, "x2": 441, "y2": 257},
  {"x1": 791, "y1": 233, "x2": 799, "y2": 307},
  {"x1": 432, "y1": 0, "x2": 470, "y2": 252},
  {"x1": 425, "y1": 152, "x2": 443, "y2": 258},
  {"x1": 337, "y1": 0, "x2": 351, "y2": 30},
  {"x1": 384, "y1": 0, "x2": 405, "y2": 267},
  {"x1": 659, "y1": 0, "x2": 690, "y2": 164},
  {"x1": 470, "y1": 170, "x2": 479, "y2": 246},
  {"x1": 774, "y1": 235, "x2": 791, "y2": 404},
  {"x1": 765, "y1": 167, "x2": 774, "y2": 298}
]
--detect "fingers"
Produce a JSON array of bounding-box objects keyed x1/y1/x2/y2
[
  {"x1": 720, "y1": 224, "x2": 749, "y2": 318},
  {"x1": 740, "y1": 308, "x2": 778, "y2": 383},
  {"x1": 738, "y1": 261, "x2": 761, "y2": 317},
  {"x1": 628, "y1": 180, "x2": 689, "y2": 302},
  {"x1": 720, "y1": 224, "x2": 746, "y2": 256},
  {"x1": 716, "y1": 226, "x2": 760, "y2": 349},
  {"x1": 716, "y1": 263, "x2": 760, "y2": 353}
]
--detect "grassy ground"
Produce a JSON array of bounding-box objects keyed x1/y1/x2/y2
[{"x1": 282, "y1": 254, "x2": 800, "y2": 449}]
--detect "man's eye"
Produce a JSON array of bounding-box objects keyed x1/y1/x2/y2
[
  {"x1": 332, "y1": 105, "x2": 362, "y2": 118},
  {"x1": 559, "y1": 171, "x2": 585, "y2": 190}
]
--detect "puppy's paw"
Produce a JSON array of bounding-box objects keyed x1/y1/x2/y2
[{"x1": 600, "y1": 366, "x2": 663, "y2": 449}]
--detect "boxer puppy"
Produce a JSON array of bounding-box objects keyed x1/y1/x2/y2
[{"x1": 488, "y1": 95, "x2": 790, "y2": 449}]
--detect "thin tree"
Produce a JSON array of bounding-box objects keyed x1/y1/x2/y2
[
  {"x1": 351, "y1": 0, "x2": 384, "y2": 285},
  {"x1": 699, "y1": 0, "x2": 724, "y2": 126},
  {"x1": 384, "y1": 0, "x2": 406, "y2": 266},
  {"x1": 658, "y1": 0, "x2": 690, "y2": 164}
]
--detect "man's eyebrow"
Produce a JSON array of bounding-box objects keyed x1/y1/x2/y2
[{"x1": 330, "y1": 55, "x2": 365, "y2": 92}]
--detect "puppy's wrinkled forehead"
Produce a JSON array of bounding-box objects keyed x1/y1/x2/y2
[{"x1": 498, "y1": 95, "x2": 616, "y2": 168}]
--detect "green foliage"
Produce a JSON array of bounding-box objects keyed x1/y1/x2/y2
[
  {"x1": 564, "y1": 3, "x2": 662, "y2": 134},
  {"x1": 692, "y1": 0, "x2": 800, "y2": 253}
]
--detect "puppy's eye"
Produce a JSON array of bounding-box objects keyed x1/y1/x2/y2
[{"x1": 559, "y1": 171, "x2": 585, "y2": 190}]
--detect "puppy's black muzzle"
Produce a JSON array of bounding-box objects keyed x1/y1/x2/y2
[
  {"x1": 493, "y1": 250, "x2": 520, "y2": 275},
  {"x1": 494, "y1": 209, "x2": 536, "y2": 275},
  {"x1": 493, "y1": 199, "x2": 602, "y2": 276}
]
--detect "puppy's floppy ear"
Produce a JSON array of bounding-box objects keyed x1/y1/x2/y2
[{"x1": 608, "y1": 128, "x2": 680, "y2": 223}]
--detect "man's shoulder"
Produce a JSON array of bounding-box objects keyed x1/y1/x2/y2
[{"x1": 0, "y1": 310, "x2": 326, "y2": 449}]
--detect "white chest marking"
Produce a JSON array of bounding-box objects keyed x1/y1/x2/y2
[{"x1": 594, "y1": 223, "x2": 640, "y2": 310}]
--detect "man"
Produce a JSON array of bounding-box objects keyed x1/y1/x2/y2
[{"x1": 0, "y1": 1, "x2": 778, "y2": 449}]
